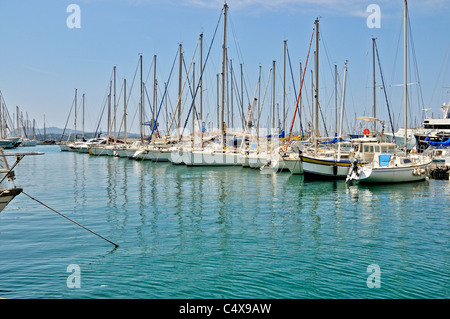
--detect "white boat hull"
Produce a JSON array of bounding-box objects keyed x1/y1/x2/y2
[
  {"x1": 184, "y1": 151, "x2": 242, "y2": 166},
  {"x1": 301, "y1": 155, "x2": 351, "y2": 179},
  {"x1": 133, "y1": 148, "x2": 170, "y2": 162},
  {"x1": 115, "y1": 148, "x2": 138, "y2": 158},
  {"x1": 59, "y1": 144, "x2": 71, "y2": 152},
  {"x1": 248, "y1": 154, "x2": 269, "y2": 169},
  {"x1": 89, "y1": 146, "x2": 109, "y2": 156},
  {"x1": 169, "y1": 151, "x2": 186, "y2": 165},
  {"x1": 76, "y1": 146, "x2": 90, "y2": 154},
  {"x1": 350, "y1": 163, "x2": 430, "y2": 183},
  {"x1": 240, "y1": 154, "x2": 250, "y2": 167},
  {"x1": 282, "y1": 158, "x2": 303, "y2": 174}
]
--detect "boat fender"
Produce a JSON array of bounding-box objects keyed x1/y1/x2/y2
[{"x1": 333, "y1": 164, "x2": 338, "y2": 176}]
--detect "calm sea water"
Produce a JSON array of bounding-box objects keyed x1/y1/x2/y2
[{"x1": 0, "y1": 145, "x2": 448, "y2": 299}]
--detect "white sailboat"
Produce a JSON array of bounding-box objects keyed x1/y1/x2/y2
[
  {"x1": 182, "y1": 4, "x2": 242, "y2": 167},
  {"x1": 346, "y1": 141, "x2": 430, "y2": 183},
  {"x1": 346, "y1": 0, "x2": 432, "y2": 184}
]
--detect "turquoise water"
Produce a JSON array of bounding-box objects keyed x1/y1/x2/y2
[{"x1": 0, "y1": 145, "x2": 448, "y2": 299}]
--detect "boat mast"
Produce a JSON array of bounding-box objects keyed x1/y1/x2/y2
[
  {"x1": 140, "y1": 54, "x2": 143, "y2": 144},
  {"x1": 124, "y1": 78, "x2": 127, "y2": 142},
  {"x1": 283, "y1": 40, "x2": 287, "y2": 134},
  {"x1": 114, "y1": 65, "x2": 116, "y2": 143},
  {"x1": 338, "y1": 60, "x2": 348, "y2": 161},
  {"x1": 257, "y1": 65, "x2": 261, "y2": 154},
  {"x1": 82, "y1": 93, "x2": 85, "y2": 140},
  {"x1": 177, "y1": 44, "x2": 183, "y2": 140},
  {"x1": 272, "y1": 60, "x2": 276, "y2": 138},
  {"x1": 192, "y1": 62, "x2": 196, "y2": 149},
  {"x1": 314, "y1": 18, "x2": 319, "y2": 154},
  {"x1": 221, "y1": 3, "x2": 228, "y2": 150},
  {"x1": 231, "y1": 59, "x2": 234, "y2": 129},
  {"x1": 107, "y1": 81, "x2": 111, "y2": 144},
  {"x1": 199, "y1": 33, "x2": 203, "y2": 146},
  {"x1": 153, "y1": 54, "x2": 157, "y2": 140},
  {"x1": 335, "y1": 64, "x2": 337, "y2": 135},
  {"x1": 74, "y1": 88, "x2": 77, "y2": 141},
  {"x1": 404, "y1": 0, "x2": 408, "y2": 155},
  {"x1": 241, "y1": 63, "x2": 244, "y2": 129},
  {"x1": 372, "y1": 37, "x2": 377, "y2": 133}
]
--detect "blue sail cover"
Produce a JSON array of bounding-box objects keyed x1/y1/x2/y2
[
  {"x1": 266, "y1": 131, "x2": 285, "y2": 138},
  {"x1": 428, "y1": 137, "x2": 450, "y2": 147},
  {"x1": 320, "y1": 133, "x2": 338, "y2": 144}
]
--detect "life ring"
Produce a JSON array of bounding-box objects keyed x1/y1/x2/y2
[{"x1": 363, "y1": 129, "x2": 370, "y2": 136}]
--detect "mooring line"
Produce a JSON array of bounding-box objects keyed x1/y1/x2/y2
[{"x1": 22, "y1": 191, "x2": 119, "y2": 248}]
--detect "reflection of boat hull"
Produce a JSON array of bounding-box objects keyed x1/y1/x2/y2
[
  {"x1": 0, "y1": 188, "x2": 23, "y2": 213},
  {"x1": 301, "y1": 155, "x2": 351, "y2": 179}
]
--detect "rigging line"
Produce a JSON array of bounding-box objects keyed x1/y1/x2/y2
[
  {"x1": 407, "y1": 15, "x2": 425, "y2": 122},
  {"x1": 176, "y1": 8, "x2": 224, "y2": 143},
  {"x1": 318, "y1": 99, "x2": 329, "y2": 137},
  {"x1": 115, "y1": 57, "x2": 141, "y2": 136},
  {"x1": 228, "y1": 13, "x2": 252, "y2": 108},
  {"x1": 93, "y1": 69, "x2": 116, "y2": 138},
  {"x1": 59, "y1": 96, "x2": 75, "y2": 143},
  {"x1": 389, "y1": 13, "x2": 404, "y2": 102},
  {"x1": 177, "y1": 46, "x2": 203, "y2": 139},
  {"x1": 148, "y1": 48, "x2": 179, "y2": 143},
  {"x1": 165, "y1": 38, "x2": 201, "y2": 137},
  {"x1": 230, "y1": 65, "x2": 246, "y2": 128},
  {"x1": 375, "y1": 40, "x2": 396, "y2": 142},
  {"x1": 429, "y1": 42, "x2": 450, "y2": 107},
  {"x1": 257, "y1": 68, "x2": 273, "y2": 128},
  {"x1": 144, "y1": 83, "x2": 160, "y2": 137},
  {"x1": 22, "y1": 191, "x2": 119, "y2": 248},
  {"x1": 286, "y1": 44, "x2": 304, "y2": 137},
  {"x1": 182, "y1": 56, "x2": 201, "y2": 122},
  {"x1": 285, "y1": 26, "x2": 315, "y2": 151}
]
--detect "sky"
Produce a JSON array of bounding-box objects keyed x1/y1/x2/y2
[{"x1": 0, "y1": 0, "x2": 449, "y2": 137}]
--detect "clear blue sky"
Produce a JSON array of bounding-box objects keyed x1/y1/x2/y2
[{"x1": 0, "y1": 0, "x2": 449, "y2": 136}]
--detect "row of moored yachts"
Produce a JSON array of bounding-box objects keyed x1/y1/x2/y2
[{"x1": 59, "y1": 130, "x2": 445, "y2": 184}]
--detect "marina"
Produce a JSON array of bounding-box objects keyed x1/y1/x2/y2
[
  {"x1": 0, "y1": 0, "x2": 449, "y2": 300},
  {"x1": 0, "y1": 144, "x2": 449, "y2": 298}
]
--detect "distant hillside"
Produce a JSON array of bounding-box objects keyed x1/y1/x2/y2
[{"x1": 32, "y1": 127, "x2": 140, "y2": 141}]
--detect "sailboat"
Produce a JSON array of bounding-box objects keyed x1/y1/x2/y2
[
  {"x1": 346, "y1": 0, "x2": 431, "y2": 184},
  {"x1": 300, "y1": 20, "x2": 353, "y2": 179},
  {"x1": 181, "y1": 4, "x2": 242, "y2": 167}
]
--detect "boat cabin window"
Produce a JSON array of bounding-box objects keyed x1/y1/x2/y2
[
  {"x1": 381, "y1": 145, "x2": 394, "y2": 153},
  {"x1": 402, "y1": 158, "x2": 412, "y2": 164},
  {"x1": 363, "y1": 145, "x2": 374, "y2": 153}
]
